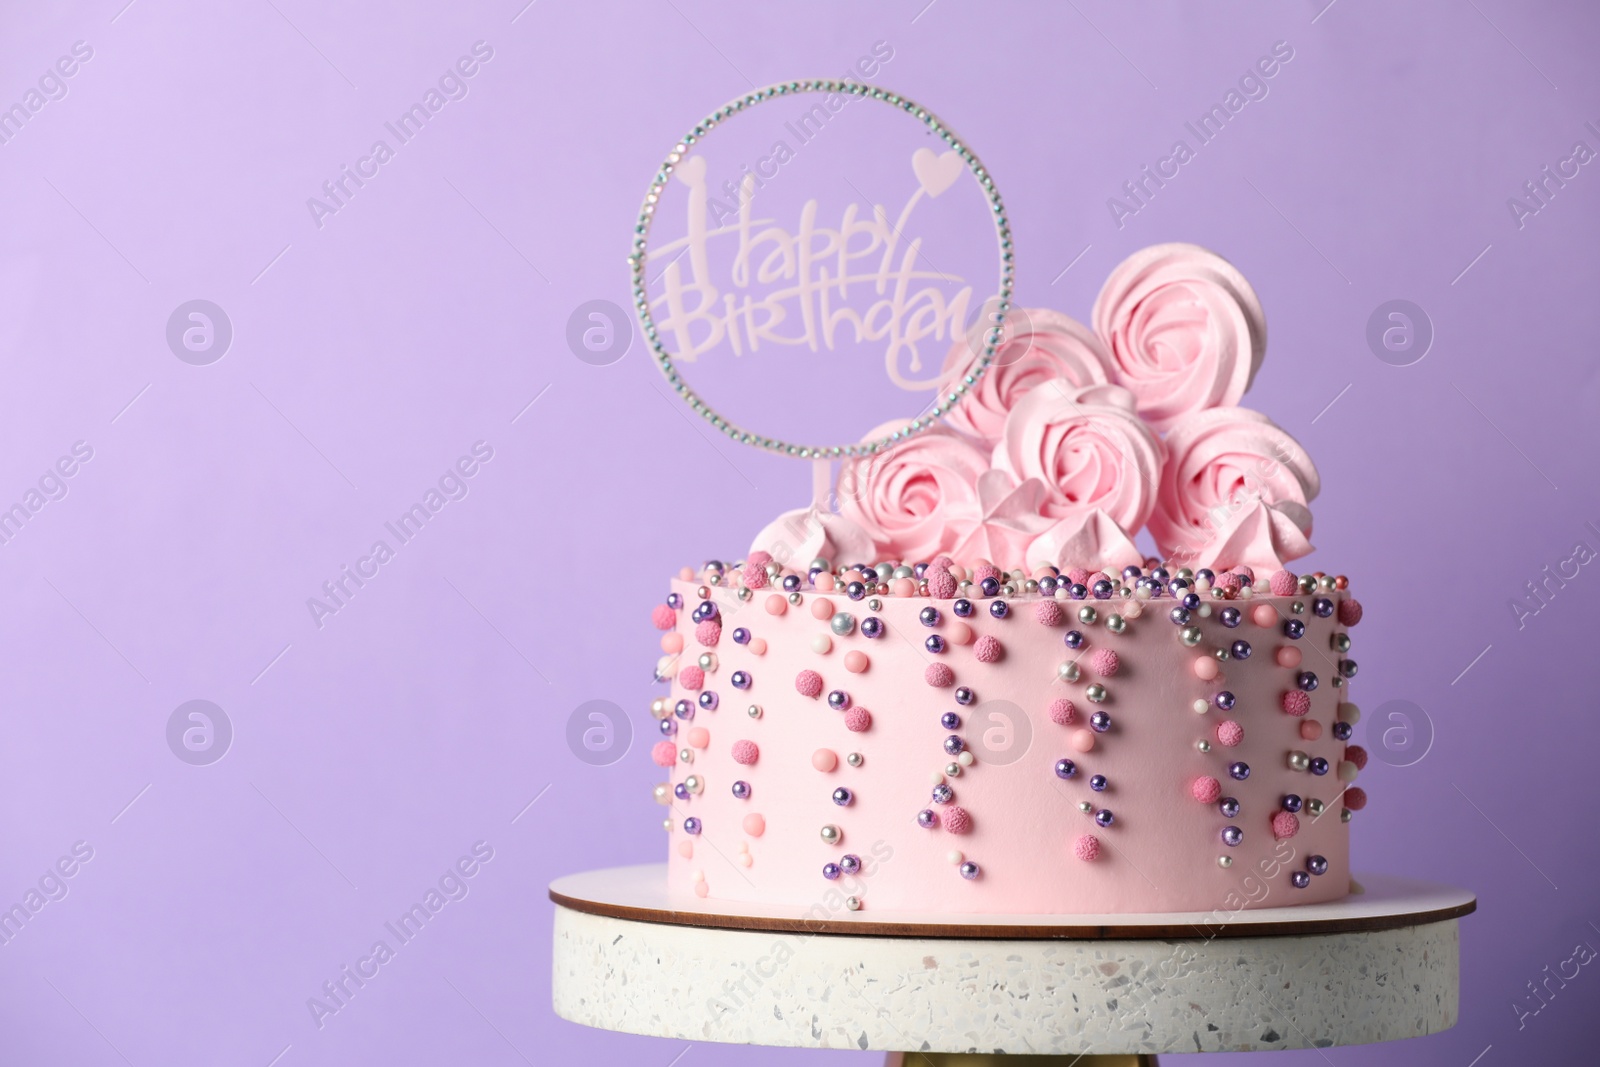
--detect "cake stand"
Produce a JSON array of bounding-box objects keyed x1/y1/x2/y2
[{"x1": 551, "y1": 864, "x2": 1472, "y2": 1064}]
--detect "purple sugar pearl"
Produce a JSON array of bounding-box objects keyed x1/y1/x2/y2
[
  {"x1": 1150, "y1": 567, "x2": 1170, "y2": 583},
  {"x1": 1228, "y1": 761, "x2": 1251, "y2": 781},
  {"x1": 1123, "y1": 565, "x2": 1143, "y2": 580},
  {"x1": 782, "y1": 574, "x2": 802, "y2": 592},
  {"x1": 1309, "y1": 757, "x2": 1330, "y2": 775},
  {"x1": 828, "y1": 690, "x2": 851, "y2": 710},
  {"x1": 953, "y1": 598, "x2": 974, "y2": 618},
  {"x1": 1039, "y1": 576, "x2": 1058, "y2": 596},
  {"x1": 822, "y1": 862, "x2": 841, "y2": 880},
  {"x1": 954, "y1": 686, "x2": 975, "y2": 706},
  {"x1": 732, "y1": 627, "x2": 750, "y2": 644},
  {"x1": 1090, "y1": 711, "x2": 1112, "y2": 733},
  {"x1": 1297, "y1": 671, "x2": 1319, "y2": 691},
  {"x1": 1196, "y1": 568, "x2": 1214, "y2": 584},
  {"x1": 658, "y1": 718, "x2": 676, "y2": 736},
  {"x1": 959, "y1": 861, "x2": 980, "y2": 880},
  {"x1": 731, "y1": 670, "x2": 751, "y2": 690},
  {"x1": 925, "y1": 635, "x2": 947, "y2": 654},
  {"x1": 845, "y1": 581, "x2": 867, "y2": 601},
  {"x1": 1230, "y1": 640, "x2": 1251, "y2": 660},
  {"x1": 980, "y1": 576, "x2": 1001, "y2": 597},
  {"x1": 919, "y1": 606, "x2": 942, "y2": 627},
  {"x1": 683, "y1": 817, "x2": 702, "y2": 835},
  {"x1": 1312, "y1": 597, "x2": 1334, "y2": 618},
  {"x1": 1094, "y1": 808, "x2": 1115, "y2": 827},
  {"x1": 666, "y1": 593, "x2": 682, "y2": 610},
  {"x1": 1214, "y1": 690, "x2": 1236, "y2": 711},
  {"x1": 1055, "y1": 758, "x2": 1077, "y2": 779},
  {"x1": 1290, "y1": 870, "x2": 1311, "y2": 889},
  {"x1": 1282, "y1": 794, "x2": 1303, "y2": 813},
  {"x1": 692, "y1": 601, "x2": 718, "y2": 623},
  {"x1": 1218, "y1": 797, "x2": 1240, "y2": 818},
  {"x1": 1068, "y1": 582, "x2": 1088, "y2": 600},
  {"x1": 1064, "y1": 629, "x2": 1085, "y2": 649},
  {"x1": 1220, "y1": 606, "x2": 1242, "y2": 628},
  {"x1": 941, "y1": 711, "x2": 962, "y2": 729},
  {"x1": 1307, "y1": 855, "x2": 1329, "y2": 876},
  {"x1": 932, "y1": 783, "x2": 954, "y2": 805},
  {"x1": 861, "y1": 617, "x2": 884, "y2": 639},
  {"x1": 675, "y1": 699, "x2": 694, "y2": 720},
  {"x1": 1181, "y1": 592, "x2": 1201, "y2": 611},
  {"x1": 832, "y1": 787, "x2": 854, "y2": 806},
  {"x1": 989, "y1": 599, "x2": 1009, "y2": 619},
  {"x1": 839, "y1": 854, "x2": 861, "y2": 875},
  {"x1": 674, "y1": 783, "x2": 689, "y2": 800},
  {"x1": 1332, "y1": 721, "x2": 1353, "y2": 741},
  {"x1": 943, "y1": 735, "x2": 964, "y2": 756},
  {"x1": 698, "y1": 691, "x2": 719, "y2": 711},
  {"x1": 732, "y1": 781, "x2": 751, "y2": 799},
  {"x1": 917, "y1": 809, "x2": 938, "y2": 828},
  {"x1": 1090, "y1": 774, "x2": 1108, "y2": 792},
  {"x1": 1092, "y1": 579, "x2": 1114, "y2": 600},
  {"x1": 1221, "y1": 825, "x2": 1243, "y2": 847},
  {"x1": 1283, "y1": 619, "x2": 1305, "y2": 639}
]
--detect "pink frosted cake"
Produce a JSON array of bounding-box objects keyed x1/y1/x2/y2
[{"x1": 645, "y1": 244, "x2": 1368, "y2": 915}]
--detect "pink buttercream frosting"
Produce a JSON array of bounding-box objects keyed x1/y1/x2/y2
[
  {"x1": 935, "y1": 308, "x2": 1114, "y2": 445},
  {"x1": 1148, "y1": 407, "x2": 1319, "y2": 572},
  {"x1": 750, "y1": 505, "x2": 873, "y2": 573},
  {"x1": 837, "y1": 423, "x2": 989, "y2": 563},
  {"x1": 1092, "y1": 242, "x2": 1266, "y2": 431}
]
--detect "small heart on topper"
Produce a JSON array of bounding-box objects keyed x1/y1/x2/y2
[
  {"x1": 912, "y1": 148, "x2": 964, "y2": 198},
  {"x1": 673, "y1": 155, "x2": 707, "y2": 187}
]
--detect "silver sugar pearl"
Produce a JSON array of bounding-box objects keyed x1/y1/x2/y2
[
  {"x1": 1217, "y1": 855, "x2": 1233, "y2": 868},
  {"x1": 1085, "y1": 683, "x2": 1108, "y2": 703},
  {"x1": 1196, "y1": 740, "x2": 1212, "y2": 753},
  {"x1": 866, "y1": 597, "x2": 883, "y2": 611},
  {"x1": 845, "y1": 895, "x2": 861, "y2": 911},
  {"x1": 1214, "y1": 647, "x2": 1231, "y2": 662},
  {"x1": 1106, "y1": 614, "x2": 1126, "y2": 634},
  {"x1": 1307, "y1": 798, "x2": 1326, "y2": 816},
  {"x1": 698, "y1": 652, "x2": 717, "y2": 671},
  {"x1": 1180, "y1": 625, "x2": 1202, "y2": 647},
  {"x1": 684, "y1": 774, "x2": 703, "y2": 794},
  {"x1": 846, "y1": 752, "x2": 863, "y2": 767},
  {"x1": 679, "y1": 747, "x2": 693, "y2": 763},
  {"x1": 736, "y1": 586, "x2": 752, "y2": 601},
  {"x1": 1078, "y1": 606, "x2": 1098, "y2": 625},
  {"x1": 1023, "y1": 579, "x2": 1039, "y2": 594},
  {"x1": 1340, "y1": 808, "x2": 1352, "y2": 823},
  {"x1": 1290, "y1": 600, "x2": 1306, "y2": 615},
  {"x1": 747, "y1": 704, "x2": 763, "y2": 719},
  {"x1": 708, "y1": 573, "x2": 722, "y2": 586},
  {"x1": 1058, "y1": 661, "x2": 1081, "y2": 683},
  {"x1": 788, "y1": 592, "x2": 803, "y2": 606},
  {"x1": 820, "y1": 824, "x2": 841, "y2": 844},
  {"x1": 945, "y1": 762, "x2": 962, "y2": 777},
  {"x1": 1288, "y1": 751, "x2": 1310, "y2": 771},
  {"x1": 1078, "y1": 800, "x2": 1093, "y2": 813},
  {"x1": 830, "y1": 612, "x2": 856, "y2": 636}
]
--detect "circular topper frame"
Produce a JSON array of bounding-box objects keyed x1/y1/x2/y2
[{"x1": 627, "y1": 79, "x2": 1015, "y2": 460}]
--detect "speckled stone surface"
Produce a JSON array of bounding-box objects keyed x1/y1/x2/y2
[{"x1": 552, "y1": 906, "x2": 1459, "y2": 1054}]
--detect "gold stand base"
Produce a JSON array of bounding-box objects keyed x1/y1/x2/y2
[{"x1": 884, "y1": 1055, "x2": 1157, "y2": 1066}]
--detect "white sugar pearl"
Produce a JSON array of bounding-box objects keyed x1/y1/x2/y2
[
  {"x1": 946, "y1": 850, "x2": 964, "y2": 865},
  {"x1": 930, "y1": 769, "x2": 946, "y2": 784},
  {"x1": 810, "y1": 634, "x2": 832, "y2": 655},
  {"x1": 1192, "y1": 699, "x2": 1209, "y2": 714},
  {"x1": 1338, "y1": 702, "x2": 1361, "y2": 724},
  {"x1": 957, "y1": 751, "x2": 974, "y2": 766},
  {"x1": 1338, "y1": 760, "x2": 1359, "y2": 783}
]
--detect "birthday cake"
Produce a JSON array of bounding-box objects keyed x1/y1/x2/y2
[{"x1": 632, "y1": 83, "x2": 1364, "y2": 916}]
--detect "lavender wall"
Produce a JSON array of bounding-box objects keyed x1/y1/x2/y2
[{"x1": 1, "y1": 1, "x2": 1595, "y2": 1064}]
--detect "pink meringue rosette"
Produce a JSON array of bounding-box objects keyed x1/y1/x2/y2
[
  {"x1": 935, "y1": 308, "x2": 1114, "y2": 445},
  {"x1": 836, "y1": 422, "x2": 988, "y2": 563},
  {"x1": 1093, "y1": 243, "x2": 1267, "y2": 432},
  {"x1": 750, "y1": 505, "x2": 873, "y2": 572},
  {"x1": 1148, "y1": 407, "x2": 1320, "y2": 573}
]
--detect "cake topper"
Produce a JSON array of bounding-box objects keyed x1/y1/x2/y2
[{"x1": 628, "y1": 80, "x2": 1014, "y2": 459}]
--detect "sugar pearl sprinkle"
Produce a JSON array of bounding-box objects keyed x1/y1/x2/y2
[{"x1": 651, "y1": 561, "x2": 1361, "y2": 895}]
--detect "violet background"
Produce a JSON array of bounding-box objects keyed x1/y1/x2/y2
[{"x1": 1, "y1": 1, "x2": 1596, "y2": 1065}]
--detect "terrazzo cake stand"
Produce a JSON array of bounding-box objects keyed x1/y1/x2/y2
[{"x1": 551, "y1": 864, "x2": 1472, "y2": 1064}]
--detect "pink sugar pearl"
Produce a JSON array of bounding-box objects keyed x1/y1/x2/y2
[
  {"x1": 1193, "y1": 656, "x2": 1220, "y2": 681},
  {"x1": 748, "y1": 638, "x2": 767, "y2": 655},
  {"x1": 731, "y1": 740, "x2": 759, "y2": 765},
  {"x1": 1088, "y1": 648, "x2": 1119, "y2": 677},
  {"x1": 812, "y1": 749, "x2": 838, "y2": 772},
  {"x1": 810, "y1": 597, "x2": 835, "y2": 620},
  {"x1": 661, "y1": 632, "x2": 684, "y2": 654},
  {"x1": 890, "y1": 577, "x2": 916, "y2": 597},
  {"x1": 1192, "y1": 776, "x2": 1222, "y2": 803},
  {"x1": 1251, "y1": 604, "x2": 1277, "y2": 628},
  {"x1": 795, "y1": 670, "x2": 824, "y2": 698},
  {"x1": 1268, "y1": 569, "x2": 1297, "y2": 596},
  {"x1": 676, "y1": 840, "x2": 693, "y2": 858},
  {"x1": 1070, "y1": 728, "x2": 1095, "y2": 753},
  {"x1": 1338, "y1": 598, "x2": 1364, "y2": 627},
  {"x1": 742, "y1": 562, "x2": 769, "y2": 589},
  {"x1": 651, "y1": 741, "x2": 676, "y2": 767},
  {"x1": 844, "y1": 650, "x2": 869, "y2": 673},
  {"x1": 1281, "y1": 690, "x2": 1311, "y2": 717},
  {"x1": 695, "y1": 620, "x2": 721, "y2": 647},
  {"x1": 943, "y1": 806, "x2": 973, "y2": 834},
  {"x1": 973, "y1": 635, "x2": 1003, "y2": 663},
  {"x1": 1035, "y1": 600, "x2": 1064, "y2": 626},
  {"x1": 765, "y1": 594, "x2": 787, "y2": 616},
  {"x1": 1272, "y1": 811, "x2": 1300, "y2": 840},
  {"x1": 743, "y1": 813, "x2": 766, "y2": 836},
  {"x1": 687, "y1": 727, "x2": 709, "y2": 749},
  {"x1": 1299, "y1": 719, "x2": 1323, "y2": 741},
  {"x1": 927, "y1": 569, "x2": 958, "y2": 599},
  {"x1": 693, "y1": 881, "x2": 709, "y2": 898},
  {"x1": 651, "y1": 604, "x2": 676, "y2": 630},
  {"x1": 1074, "y1": 834, "x2": 1101, "y2": 861},
  {"x1": 948, "y1": 621, "x2": 973, "y2": 645},
  {"x1": 1344, "y1": 787, "x2": 1368, "y2": 811},
  {"x1": 1344, "y1": 744, "x2": 1369, "y2": 770},
  {"x1": 844, "y1": 707, "x2": 872, "y2": 732},
  {"x1": 1275, "y1": 645, "x2": 1302, "y2": 669},
  {"x1": 1048, "y1": 698, "x2": 1076, "y2": 726},
  {"x1": 925, "y1": 662, "x2": 955, "y2": 687},
  {"x1": 678, "y1": 665, "x2": 704, "y2": 690},
  {"x1": 1215, "y1": 720, "x2": 1244, "y2": 747},
  {"x1": 814, "y1": 573, "x2": 836, "y2": 592}
]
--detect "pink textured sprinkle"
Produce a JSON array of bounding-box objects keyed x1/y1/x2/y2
[
  {"x1": 678, "y1": 665, "x2": 705, "y2": 690},
  {"x1": 844, "y1": 707, "x2": 872, "y2": 732},
  {"x1": 1275, "y1": 645, "x2": 1302, "y2": 669},
  {"x1": 1065, "y1": 567, "x2": 1091, "y2": 586},
  {"x1": 1345, "y1": 787, "x2": 1368, "y2": 811},
  {"x1": 1088, "y1": 647, "x2": 1119, "y2": 677},
  {"x1": 810, "y1": 597, "x2": 835, "y2": 620},
  {"x1": 1035, "y1": 600, "x2": 1064, "y2": 627},
  {"x1": 1087, "y1": 572, "x2": 1111, "y2": 589},
  {"x1": 1272, "y1": 811, "x2": 1300, "y2": 840},
  {"x1": 651, "y1": 604, "x2": 676, "y2": 630},
  {"x1": 1338, "y1": 598, "x2": 1364, "y2": 627},
  {"x1": 765, "y1": 594, "x2": 787, "y2": 616},
  {"x1": 1300, "y1": 719, "x2": 1323, "y2": 741},
  {"x1": 943, "y1": 806, "x2": 972, "y2": 834},
  {"x1": 1074, "y1": 834, "x2": 1101, "y2": 861},
  {"x1": 973, "y1": 635, "x2": 1003, "y2": 663},
  {"x1": 844, "y1": 650, "x2": 869, "y2": 674},
  {"x1": 651, "y1": 741, "x2": 676, "y2": 767},
  {"x1": 925, "y1": 662, "x2": 955, "y2": 687},
  {"x1": 1281, "y1": 690, "x2": 1311, "y2": 717},
  {"x1": 742, "y1": 562, "x2": 769, "y2": 589},
  {"x1": 973, "y1": 563, "x2": 1003, "y2": 585},
  {"x1": 1216, "y1": 720, "x2": 1244, "y2": 747},
  {"x1": 933, "y1": 555, "x2": 955, "y2": 569},
  {"x1": 1234, "y1": 566, "x2": 1255, "y2": 583},
  {"x1": 731, "y1": 740, "x2": 759, "y2": 765},
  {"x1": 927, "y1": 568, "x2": 958, "y2": 599},
  {"x1": 795, "y1": 670, "x2": 824, "y2": 698},
  {"x1": 1345, "y1": 744, "x2": 1369, "y2": 770},
  {"x1": 695, "y1": 620, "x2": 721, "y2": 647},
  {"x1": 1192, "y1": 776, "x2": 1222, "y2": 803},
  {"x1": 1194, "y1": 656, "x2": 1220, "y2": 681},
  {"x1": 748, "y1": 550, "x2": 772, "y2": 567},
  {"x1": 1269, "y1": 570, "x2": 1297, "y2": 596},
  {"x1": 1049, "y1": 698, "x2": 1077, "y2": 725},
  {"x1": 1218, "y1": 572, "x2": 1242, "y2": 596}
]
